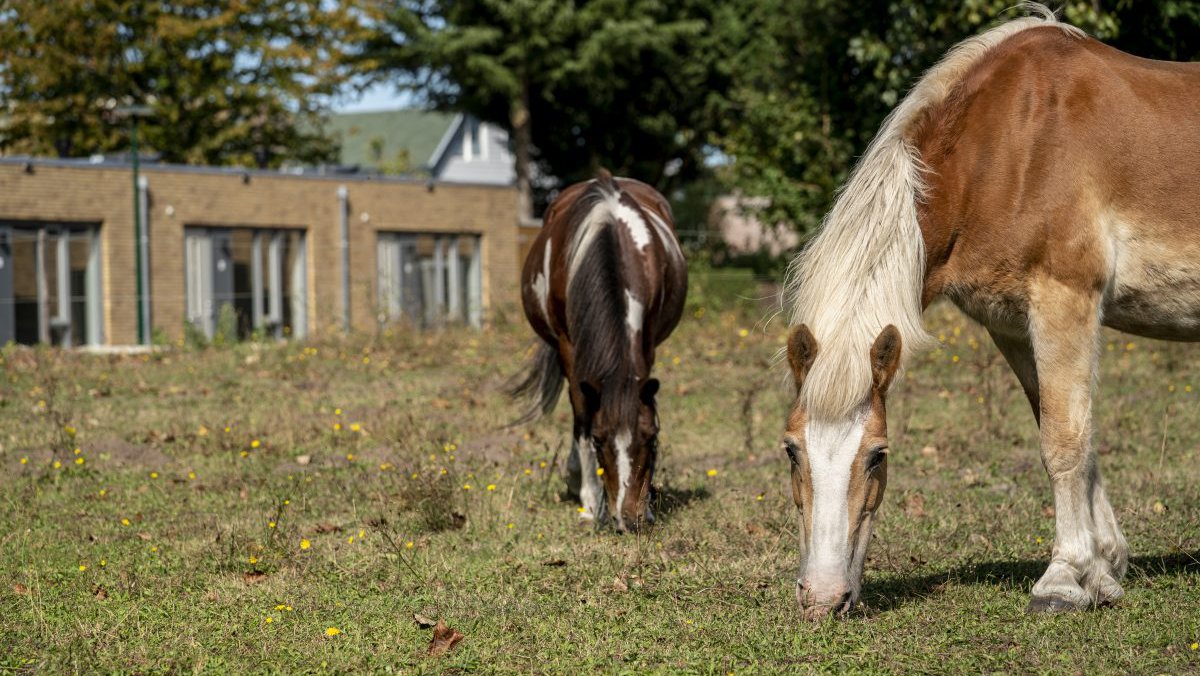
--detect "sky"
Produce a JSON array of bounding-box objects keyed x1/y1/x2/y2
[{"x1": 333, "y1": 81, "x2": 415, "y2": 113}]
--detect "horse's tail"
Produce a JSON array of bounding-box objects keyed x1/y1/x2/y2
[{"x1": 506, "y1": 340, "x2": 564, "y2": 426}]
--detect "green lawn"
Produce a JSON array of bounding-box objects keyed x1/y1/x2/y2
[{"x1": 2, "y1": 292, "x2": 1198, "y2": 673}]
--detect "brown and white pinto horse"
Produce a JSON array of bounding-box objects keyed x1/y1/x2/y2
[
  {"x1": 511, "y1": 170, "x2": 687, "y2": 531},
  {"x1": 780, "y1": 5, "x2": 1200, "y2": 618}
]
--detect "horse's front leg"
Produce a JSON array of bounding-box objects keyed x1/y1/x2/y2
[
  {"x1": 572, "y1": 426, "x2": 603, "y2": 523},
  {"x1": 1025, "y1": 277, "x2": 1128, "y2": 612}
]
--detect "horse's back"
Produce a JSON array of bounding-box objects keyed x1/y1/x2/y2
[
  {"x1": 519, "y1": 175, "x2": 687, "y2": 349},
  {"x1": 920, "y1": 26, "x2": 1200, "y2": 339}
]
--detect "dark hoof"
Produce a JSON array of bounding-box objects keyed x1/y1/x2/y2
[{"x1": 1026, "y1": 595, "x2": 1081, "y2": 614}]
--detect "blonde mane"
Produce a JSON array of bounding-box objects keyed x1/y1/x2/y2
[{"x1": 783, "y1": 4, "x2": 1083, "y2": 420}]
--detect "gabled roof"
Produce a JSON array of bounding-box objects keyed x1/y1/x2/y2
[{"x1": 327, "y1": 109, "x2": 456, "y2": 171}]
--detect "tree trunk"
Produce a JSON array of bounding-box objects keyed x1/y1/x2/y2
[{"x1": 511, "y1": 80, "x2": 534, "y2": 225}]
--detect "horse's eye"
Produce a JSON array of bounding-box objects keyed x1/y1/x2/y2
[
  {"x1": 783, "y1": 439, "x2": 800, "y2": 465},
  {"x1": 866, "y1": 447, "x2": 888, "y2": 473}
]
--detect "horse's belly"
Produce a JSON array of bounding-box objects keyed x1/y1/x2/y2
[{"x1": 1103, "y1": 224, "x2": 1200, "y2": 341}]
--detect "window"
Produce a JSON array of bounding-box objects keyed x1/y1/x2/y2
[
  {"x1": 185, "y1": 227, "x2": 307, "y2": 340},
  {"x1": 377, "y1": 233, "x2": 481, "y2": 328},
  {"x1": 462, "y1": 117, "x2": 485, "y2": 162},
  {"x1": 0, "y1": 222, "x2": 102, "y2": 346}
]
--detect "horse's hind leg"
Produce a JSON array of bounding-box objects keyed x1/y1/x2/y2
[{"x1": 1025, "y1": 277, "x2": 1127, "y2": 612}]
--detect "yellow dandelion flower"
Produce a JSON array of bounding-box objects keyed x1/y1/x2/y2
[
  {"x1": 249, "y1": 556, "x2": 258, "y2": 564},
  {"x1": 98, "y1": 489, "x2": 106, "y2": 497},
  {"x1": 75, "y1": 457, "x2": 85, "y2": 465},
  {"x1": 539, "y1": 461, "x2": 547, "y2": 469},
  {"x1": 595, "y1": 468, "x2": 604, "y2": 477},
  {"x1": 362, "y1": 356, "x2": 370, "y2": 364},
  {"x1": 1169, "y1": 384, "x2": 1177, "y2": 392},
  {"x1": 268, "y1": 521, "x2": 276, "y2": 529},
  {"x1": 345, "y1": 453, "x2": 354, "y2": 462},
  {"x1": 1125, "y1": 342, "x2": 1135, "y2": 351},
  {"x1": 524, "y1": 468, "x2": 532, "y2": 476},
  {"x1": 756, "y1": 494, "x2": 765, "y2": 501},
  {"x1": 738, "y1": 328, "x2": 749, "y2": 338},
  {"x1": 149, "y1": 472, "x2": 158, "y2": 479},
  {"x1": 507, "y1": 523, "x2": 514, "y2": 529},
  {"x1": 224, "y1": 426, "x2": 231, "y2": 433},
  {"x1": 1187, "y1": 385, "x2": 1194, "y2": 393},
  {"x1": 188, "y1": 472, "x2": 197, "y2": 480},
  {"x1": 300, "y1": 539, "x2": 311, "y2": 550},
  {"x1": 347, "y1": 536, "x2": 354, "y2": 544},
  {"x1": 100, "y1": 560, "x2": 106, "y2": 567},
  {"x1": 706, "y1": 469, "x2": 718, "y2": 477},
  {"x1": 358, "y1": 529, "x2": 365, "y2": 538},
  {"x1": 121, "y1": 518, "x2": 130, "y2": 526},
  {"x1": 240, "y1": 451, "x2": 249, "y2": 458},
  {"x1": 577, "y1": 506, "x2": 586, "y2": 513},
  {"x1": 73, "y1": 447, "x2": 81, "y2": 455},
  {"x1": 19, "y1": 457, "x2": 27, "y2": 465},
  {"x1": 286, "y1": 606, "x2": 293, "y2": 611},
  {"x1": 275, "y1": 604, "x2": 287, "y2": 610},
  {"x1": 951, "y1": 355, "x2": 960, "y2": 363},
  {"x1": 52, "y1": 460, "x2": 62, "y2": 469},
  {"x1": 333, "y1": 422, "x2": 342, "y2": 431},
  {"x1": 325, "y1": 627, "x2": 342, "y2": 637},
  {"x1": 150, "y1": 546, "x2": 158, "y2": 553},
  {"x1": 78, "y1": 564, "x2": 87, "y2": 572},
  {"x1": 250, "y1": 439, "x2": 261, "y2": 449},
  {"x1": 487, "y1": 484, "x2": 497, "y2": 491},
  {"x1": 265, "y1": 616, "x2": 274, "y2": 624},
  {"x1": 65, "y1": 425, "x2": 76, "y2": 437},
  {"x1": 1191, "y1": 642, "x2": 1198, "y2": 651},
  {"x1": 334, "y1": 408, "x2": 342, "y2": 416},
  {"x1": 462, "y1": 484, "x2": 472, "y2": 491},
  {"x1": 350, "y1": 423, "x2": 361, "y2": 432},
  {"x1": 283, "y1": 499, "x2": 290, "y2": 505},
  {"x1": 405, "y1": 541, "x2": 414, "y2": 549},
  {"x1": 672, "y1": 356, "x2": 681, "y2": 366}
]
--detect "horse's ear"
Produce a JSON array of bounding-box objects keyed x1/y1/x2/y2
[
  {"x1": 639, "y1": 378, "x2": 660, "y2": 406},
  {"x1": 580, "y1": 381, "x2": 601, "y2": 415},
  {"x1": 870, "y1": 325, "x2": 903, "y2": 392},
  {"x1": 787, "y1": 325, "x2": 818, "y2": 388}
]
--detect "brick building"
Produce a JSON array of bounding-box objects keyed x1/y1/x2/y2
[{"x1": 0, "y1": 158, "x2": 522, "y2": 346}]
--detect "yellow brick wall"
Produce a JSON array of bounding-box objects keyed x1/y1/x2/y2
[{"x1": 0, "y1": 162, "x2": 522, "y2": 344}]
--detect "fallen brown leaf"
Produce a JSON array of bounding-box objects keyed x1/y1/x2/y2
[
  {"x1": 93, "y1": 585, "x2": 108, "y2": 600},
  {"x1": 314, "y1": 523, "x2": 340, "y2": 534},
  {"x1": 427, "y1": 620, "x2": 464, "y2": 656},
  {"x1": 541, "y1": 558, "x2": 567, "y2": 567},
  {"x1": 243, "y1": 571, "x2": 268, "y2": 585},
  {"x1": 612, "y1": 577, "x2": 628, "y2": 593},
  {"x1": 136, "y1": 532, "x2": 152, "y2": 541},
  {"x1": 903, "y1": 493, "x2": 926, "y2": 519},
  {"x1": 13, "y1": 583, "x2": 29, "y2": 595},
  {"x1": 413, "y1": 613, "x2": 437, "y2": 629}
]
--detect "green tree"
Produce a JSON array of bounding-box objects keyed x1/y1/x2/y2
[
  {"x1": 718, "y1": 0, "x2": 1200, "y2": 235},
  {"x1": 0, "y1": 0, "x2": 362, "y2": 168},
  {"x1": 358, "y1": 0, "x2": 744, "y2": 219}
]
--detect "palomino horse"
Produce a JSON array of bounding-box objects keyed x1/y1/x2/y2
[
  {"x1": 511, "y1": 170, "x2": 687, "y2": 531},
  {"x1": 780, "y1": 4, "x2": 1199, "y2": 618}
]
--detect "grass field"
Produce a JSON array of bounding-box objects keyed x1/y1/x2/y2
[{"x1": 3, "y1": 276, "x2": 1199, "y2": 673}]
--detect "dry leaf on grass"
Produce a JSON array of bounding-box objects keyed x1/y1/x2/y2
[
  {"x1": 413, "y1": 613, "x2": 436, "y2": 629},
  {"x1": 314, "y1": 523, "x2": 340, "y2": 534},
  {"x1": 427, "y1": 620, "x2": 464, "y2": 656},
  {"x1": 93, "y1": 585, "x2": 108, "y2": 600},
  {"x1": 903, "y1": 493, "x2": 926, "y2": 519},
  {"x1": 243, "y1": 571, "x2": 268, "y2": 585},
  {"x1": 541, "y1": 558, "x2": 567, "y2": 567},
  {"x1": 612, "y1": 577, "x2": 628, "y2": 593},
  {"x1": 12, "y1": 583, "x2": 29, "y2": 595}
]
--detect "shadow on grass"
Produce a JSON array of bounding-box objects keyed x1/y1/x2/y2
[
  {"x1": 652, "y1": 484, "x2": 710, "y2": 524},
  {"x1": 862, "y1": 550, "x2": 1200, "y2": 612}
]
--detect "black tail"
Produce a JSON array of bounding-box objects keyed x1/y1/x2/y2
[{"x1": 506, "y1": 341, "x2": 564, "y2": 426}]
